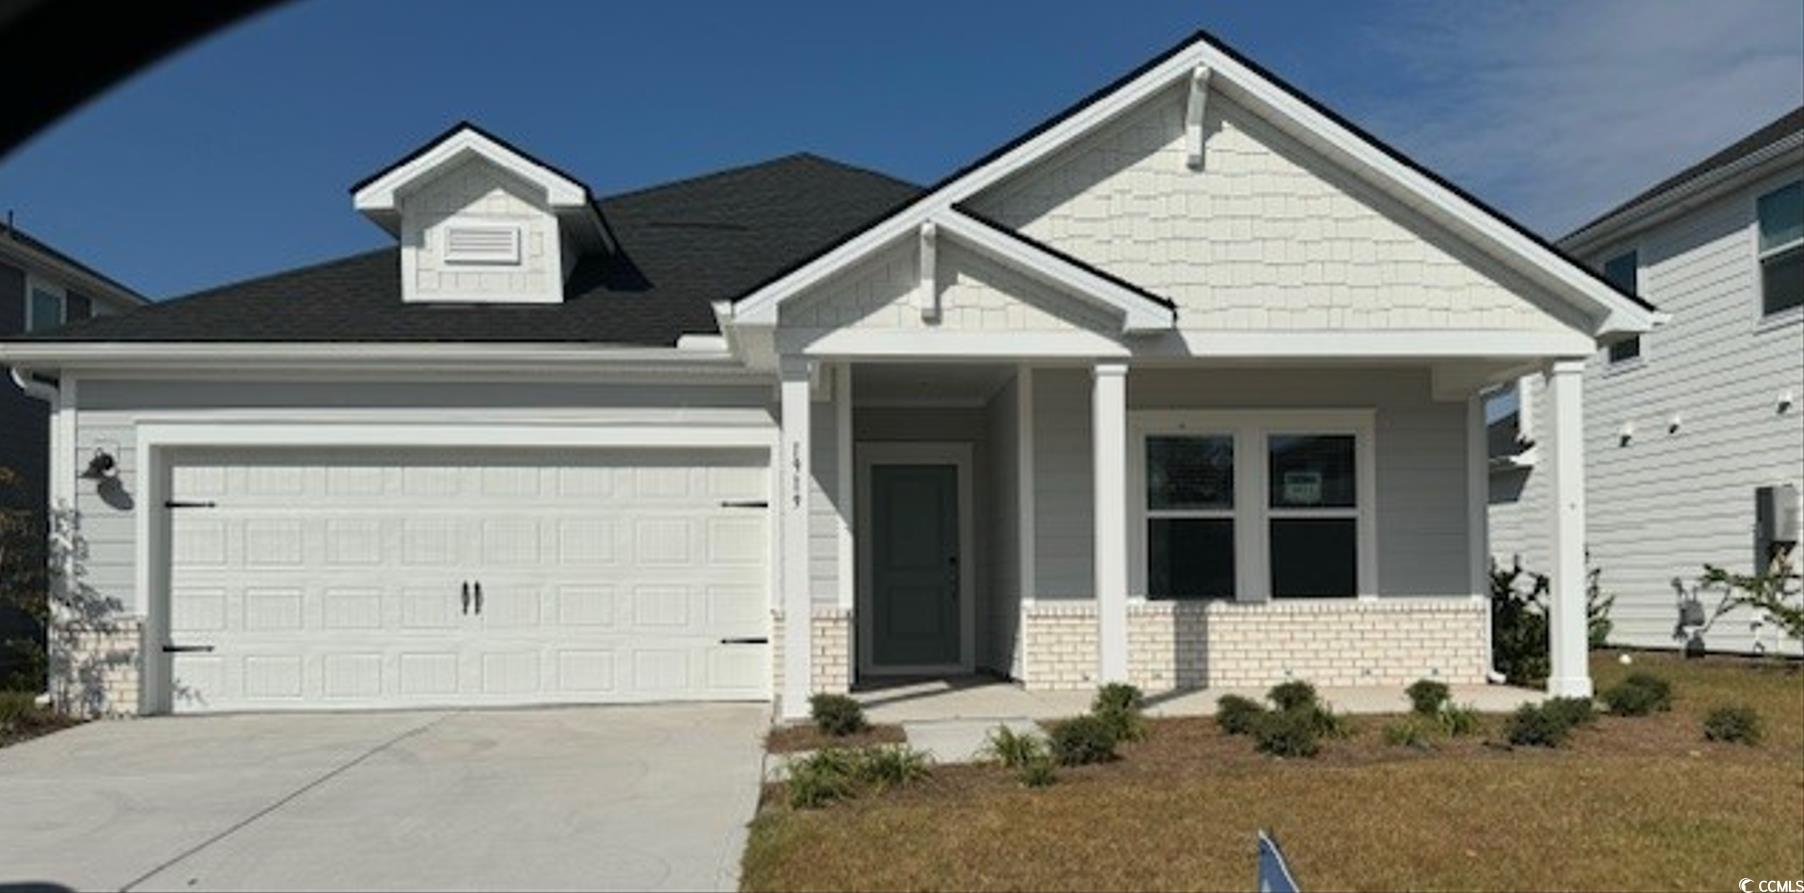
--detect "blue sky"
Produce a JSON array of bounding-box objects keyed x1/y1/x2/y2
[{"x1": 1, "y1": 0, "x2": 1798, "y2": 299}]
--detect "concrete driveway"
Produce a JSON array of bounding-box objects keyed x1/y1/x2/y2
[{"x1": 0, "y1": 703, "x2": 767, "y2": 892}]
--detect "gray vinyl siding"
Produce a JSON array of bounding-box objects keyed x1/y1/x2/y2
[
  {"x1": 1032, "y1": 366, "x2": 1476, "y2": 600},
  {"x1": 71, "y1": 378, "x2": 777, "y2": 612},
  {"x1": 1494, "y1": 167, "x2": 1804, "y2": 656},
  {"x1": 983, "y1": 376, "x2": 1022, "y2": 677}
]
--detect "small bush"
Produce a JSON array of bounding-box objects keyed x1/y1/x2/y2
[
  {"x1": 1252, "y1": 707, "x2": 1321, "y2": 758},
  {"x1": 1093, "y1": 683, "x2": 1145, "y2": 715},
  {"x1": 1268, "y1": 679, "x2": 1318, "y2": 712},
  {"x1": 786, "y1": 749, "x2": 858, "y2": 809},
  {"x1": 1215, "y1": 695, "x2": 1265, "y2": 736},
  {"x1": 1600, "y1": 681, "x2": 1665, "y2": 717},
  {"x1": 1047, "y1": 714, "x2": 1120, "y2": 766},
  {"x1": 1383, "y1": 717, "x2": 1436, "y2": 750},
  {"x1": 1438, "y1": 704, "x2": 1482, "y2": 737},
  {"x1": 1543, "y1": 696, "x2": 1596, "y2": 728},
  {"x1": 1018, "y1": 754, "x2": 1058, "y2": 788},
  {"x1": 1305, "y1": 704, "x2": 1351, "y2": 739},
  {"x1": 0, "y1": 691, "x2": 39, "y2": 728},
  {"x1": 1702, "y1": 705, "x2": 1763, "y2": 745},
  {"x1": 1505, "y1": 703, "x2": 1571, "y2": 748},
  {"x1": 1405, "y1": 679, "x2": 1451, "y2": 715},
  {"x1": 851, "y1": 745, "x2": 932, "y2": 791},
  {"x1": 809, "y1": 693, "x2": 868, "y2": 737},
  {"x1": 985, "y1": 725, "x2": 1047, "y2": 769},
  {"x1": 1622, "y1": 673, "x2": 1673, "y2": 711}
]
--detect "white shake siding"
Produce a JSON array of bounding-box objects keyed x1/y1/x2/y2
[{"x1": 1032, "y1": 366, "x2": 1477, "y2": 600}]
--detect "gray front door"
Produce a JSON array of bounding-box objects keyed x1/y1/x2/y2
[{"x1": 870, "y1": 464, "x2": 961, "y2": 668}]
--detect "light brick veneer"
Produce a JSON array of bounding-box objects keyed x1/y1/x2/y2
[
  {"x1": 772, "y1": 607, "x2": 852, "y2": 702},
  {"x1": 50, "y1": 617, "x2": 144, "y2": 717},
  {"x1": 1021, "y1": 598, "x2": 1487, "y2": 692}
]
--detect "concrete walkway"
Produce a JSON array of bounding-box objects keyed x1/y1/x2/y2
[{"x1": 0, "y1": 704, "x2": 766, "y2": 892}]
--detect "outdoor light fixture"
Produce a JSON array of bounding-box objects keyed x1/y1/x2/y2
[{"x1": 81, "y1": 448, "x2": 118, "y2": 480}]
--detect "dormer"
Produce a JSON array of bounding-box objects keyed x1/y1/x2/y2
[{"x1": 352, "y1": 123, "x2": 609, "y2": 304}]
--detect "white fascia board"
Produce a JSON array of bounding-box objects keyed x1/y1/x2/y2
[
  {"x1": 735, "y1": 32, "x2": 1660, "y2": 339},
  {"x1": 0, "y1": 341, "x2": 758, "y2": 376},
  {"x1": 933, "y1": 210, "x2": 1175, "y2": 332},
  {"x1": 352, "y1": 127, "x2": 604, "y2": 245}
]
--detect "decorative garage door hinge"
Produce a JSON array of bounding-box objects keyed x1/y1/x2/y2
[
  {"x1": 718, "y1": 499, "x2": 768, "y2": 508},
  {"x1": 163, "y1": 499, "x2": 218, "y2": 509},
  {"x1": 719, "y1": 637, "x2": 769, "y2": 645}
]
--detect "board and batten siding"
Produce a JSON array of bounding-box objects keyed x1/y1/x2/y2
[
  {"x1": 69, "y1": 378, "x2": 776, "y2": 612},
  {"x1": 1032, "y1": 366, "x2": 1477, "y2": 600},
  {"x1": 1490, "y1": 167, "x2": 1804, "y2": 656}
]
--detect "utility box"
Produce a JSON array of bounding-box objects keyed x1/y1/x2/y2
[{"x1": 1755, "y1": 484, "x2": 1801, "y2": 567}]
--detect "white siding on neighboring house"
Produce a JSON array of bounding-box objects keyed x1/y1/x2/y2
[
  {"x1": 1032, "y1": 366, "x2": 1477, "y2": 600},
  {"x1": 1491, "y1": 167, "x2": 1804, "y2": 656},
  {"x1": 967, "y1": 86, "x2": 1587, "y2": 335}
]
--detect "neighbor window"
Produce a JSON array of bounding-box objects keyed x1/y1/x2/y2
[
  {"x1": 1144, "y1": 435, "x2": 1235, "y2": 599},
  {"x1": 26, "y1": 278, "x2": 64, "y2": 333},
  {"x1": 1602, "y1": 250, "x2": 1641, "y2": 363},
  {"x1": 1757, "y1": 180, "x2": 1803, "y2": 317},
  {"x1": 1267, "y1": 435, "x2": 1358, "y2": 598}
]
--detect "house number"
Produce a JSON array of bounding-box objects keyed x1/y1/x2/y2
[{"x1": 790, "y1": 441, "x2": 803, "y2": 508}]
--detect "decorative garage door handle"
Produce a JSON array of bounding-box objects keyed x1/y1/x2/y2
[
  {"x1": 461, "y1": 581, "x2": 471, "y2": 615},
  {"x1": 474, "y1": 581, "x2": 484, "y2": 615}
]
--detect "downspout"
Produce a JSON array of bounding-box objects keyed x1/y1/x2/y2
[{"x1": 6, "y1": 366, "x2": 60, "y2": 707}]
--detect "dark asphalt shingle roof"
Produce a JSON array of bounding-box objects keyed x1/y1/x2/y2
[
  {"x1": 1563, "y1": 106, "x2": 1804, "y2": 244},
  {"x1": 1, "y1": 223, "x2": 147, "y2": 302},
  {"x1": 28, "y1": 153, "x2": 922, "y2": 345}
]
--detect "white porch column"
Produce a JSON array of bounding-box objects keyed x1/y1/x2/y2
[
  {"x1": 1092, "y1": 363, "x2": 1129, "y2": 683},
  {"x1": 779, "y1": 356, "x2": 814, "y2": 719},
  {"x1": 1545, "y1": 359, "x2": 1592, "y2": 697}
]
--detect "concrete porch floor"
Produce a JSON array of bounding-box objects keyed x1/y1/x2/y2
[{"x1": 853, "y1": 676, "x2": 1547, "y2": 724}]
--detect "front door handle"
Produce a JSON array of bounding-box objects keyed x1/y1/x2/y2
[
  {"x1": 461, "y1": 581, "x2": 471, "y2": 615},
  {"x1": 474, "y1": 581, "x2": 484, "y2": 615}
]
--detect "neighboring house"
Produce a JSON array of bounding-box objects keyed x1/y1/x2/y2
[
  {"x1": 1490, "y1": 108, "x2": 1804, "y2": 657},
  {"x1": 0, "y1": 222, "x2": 145, "y2": 682},
  {"x1": 0, "y1": 31, "x2": 1661, "y2": 720}
]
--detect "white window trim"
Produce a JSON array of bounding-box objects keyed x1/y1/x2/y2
[
  {"x1": 1599, "y1": 246, "x2": 1647, "y2": 372},
  {"x1": 1128, "y1": 409, "x2": 1378, "y2": 604},
  {"x1": 24, "y1": 274, "x2": 66, "y2": 333},
  {"x1": 1753, "y1": 178, "x2": 1804, "y2": 327}
]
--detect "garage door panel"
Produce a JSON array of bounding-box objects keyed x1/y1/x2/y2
[{"x1": 164, "y1": 448, "x2": 770, "y2": 713}]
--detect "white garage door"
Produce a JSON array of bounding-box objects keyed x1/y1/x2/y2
[{"x1": 163, "y1": 448, "x2": 771, "y2": 713}]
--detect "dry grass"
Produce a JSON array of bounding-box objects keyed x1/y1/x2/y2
[
  {"x1": 765, "y1": 723, "x2": 907, "y2": 754},
  {"x1": 742, "y1": 652, "x2": 1803, "y2": 892}
]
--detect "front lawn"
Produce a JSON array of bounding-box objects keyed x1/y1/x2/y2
[{"x1": 742, "y1": 652, "x2": 1803, "y2": 891}]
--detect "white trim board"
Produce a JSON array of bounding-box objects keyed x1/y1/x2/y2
[
  {"x1": 730, "y1": 32, "x2": 1662, "y2": 339},
  {"x1": 855, "y1": 441, "x2": 977, "y2": 677}
]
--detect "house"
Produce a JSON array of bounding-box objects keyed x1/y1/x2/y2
[
  {"x1": 0, "y1": 31, "x2": 1661, "y2": 720},
  {"x1": 1489, "y1": 108, "x2": 1803, "y2": 657},
  {"x1": 0, "y1": 221, "x2": 145, "y2": 683}
]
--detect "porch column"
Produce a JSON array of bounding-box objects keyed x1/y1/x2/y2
[
  {"x1": 779, "y1": 356, "x2": 814, "y2": 719},
  {"x1": 1093, "y1": 363, "x2": 1129, "y2": 683},
  {"x1": 1545, "y1": 359, "x2": 1593, "y2": 697}
]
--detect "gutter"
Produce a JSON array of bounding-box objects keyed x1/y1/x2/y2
[
  {"x1": 0, "y1": 342, "x2": 762, "y2": 376},
  {"x1": 8, "y1": 365, "x2": 58, "y2": 404}
]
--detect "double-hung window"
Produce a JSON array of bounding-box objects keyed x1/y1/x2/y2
[
  {"x1": 1757, "y1": 180, "x2": 1803, "y2": 318},
  {"x1": 1602, "y1": 250, "x2": 1641, "y2": 364},
  {"x1": 25, "y1": 277, "x2": 65, "y2": 333},
  {"x1": 1144, "y1": 434, "x2": 1237, "y2": 599},
  {"x1": 1134, "y1": 411, "x2": 1375, "y2": 602}
]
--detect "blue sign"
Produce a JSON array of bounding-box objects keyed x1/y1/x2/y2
[{"x1": 1257, "y1": 830, "x2": 1300, "y2": 893}]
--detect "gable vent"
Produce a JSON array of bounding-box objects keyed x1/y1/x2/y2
[{"x1": 444, "y1": 224, "x2": 522, "y2": 265}]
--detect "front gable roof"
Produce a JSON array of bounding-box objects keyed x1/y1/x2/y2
[{"x1": 730, "y1": 29, "x2": 1664, "y2": 339}]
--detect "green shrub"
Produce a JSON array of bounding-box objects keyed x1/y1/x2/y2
[
  {"x1": 1047, "y1": 714, "x2": 1120, "y2": 766},
  {"x1": 1504, "y1": 703, "x2": 1571, "y2": 748},
  {"x1": 1438, "y1": 704, "x2": 1482, "y2": 737},
  {"x1": 1543, "y1": 696, "x2": 1596, "y2": 728},
  {"x1": 985, "y1": 725, "x2": 1047, "y2": 769},
  {"x1": 851, "y1": 745, "x2": 932, "y2": 791},
  {"x1": 1383, "y1": 717, "x2": 1438, "y2": 749},
  {"x1": 1622, "y1": 673, "x2": 1673, "y2": 711},
  {"x1": 1601, "y1": 685, "x2": 1666, "y2": 721},
  {"x1": 808, "y1": 693, "x2": 868, "y2": 737},
  {"x1": 1215, "y1": 695, "x2": 1265, "y2": 736},
  {"x1": 786, "y1": 749, "x2": 858, "y2": 809},
  {"x1": 1268, "y1": 679, "x2": 1318, "y2": 712},
  {"x1": 1405, "y1": 679, "x2": 1451, "y2": 715},
  {"x1": 0, "y1": 690, "x2": 39, "y2": 729},
  {"x1": 1702, "y1": 705, "x2": 1763, "y2": 745},
  {"x1": 1252, "y1": 707, "x2": 1321, "y2": 758},
  {"x1": 1093, "y1": 683, "x2": 1145, "y2": 715},
  {"x1": 1018, "y1": 754, "x2": 1058, "y2": 788}
]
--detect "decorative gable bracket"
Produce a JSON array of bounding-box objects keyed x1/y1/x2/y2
[{"x1": 1185, "y1": 65, "x2": 1212, "y2": 170}]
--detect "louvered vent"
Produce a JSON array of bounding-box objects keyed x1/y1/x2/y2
[{"x1": 444, "y1": 224, "x2": 522, "y2": 265}]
